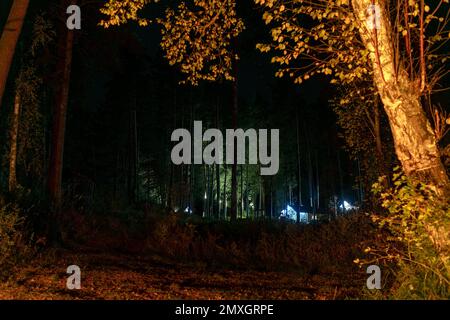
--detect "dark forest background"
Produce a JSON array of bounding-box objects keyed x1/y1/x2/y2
[{"x1": 0, "y1": 0, "x2": 368, "y2": 222}]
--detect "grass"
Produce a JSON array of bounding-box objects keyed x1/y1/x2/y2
[
  {"x1": 59, "y1": 209, "x2": 376, "y2": 275},
  {"x1": 0, "y1": 204, "x2": 384, "y2": 300}
]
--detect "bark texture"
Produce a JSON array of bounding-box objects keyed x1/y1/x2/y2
[
  {"x1": 8, "y1": 92, "x2": 21, "y2": 191},
  {"x1": 352, "y1": 0, "x2": 449, "y2": 266},
  {"x1": 352, "y1": 0, "x2": 449, "y2": 195}
]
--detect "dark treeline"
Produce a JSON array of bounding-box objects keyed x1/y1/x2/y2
[{"x1": 0, "y1": 0, "x2": 386, "y2": 226}]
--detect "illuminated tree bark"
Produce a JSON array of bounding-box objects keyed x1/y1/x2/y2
[
  {"x1": 372, "y1": 96, "x2": 386, "y2": 177},
  {"x1": 353, "y1": 0, "x2": 449, "y2": 264},
  {"x1": 8, "y1": 92, "x2": 21, "y2": 191},
  {"x1": 0, "y1": 0, "x2": 29, "y2": 107},
  {"x1": 352, "y1": 0, "x2": 449, "y2": 196}
]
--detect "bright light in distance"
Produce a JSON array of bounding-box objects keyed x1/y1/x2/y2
[
  {"x1": 339, "y1": 200, "x2": 355, "y2": 210},
  {"x1": 184, "y1": 207, "x2": 192, "y2": 214}
]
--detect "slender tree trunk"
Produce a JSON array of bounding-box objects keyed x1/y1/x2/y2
[
  {"x1": 257, "y1": 180, "x2": 261, "y2": 219},
  {"x1": 189, "y1": 99, "x2": 195, "y2": 214},
  {"x1": 315, "y1": 150, "x2": 320, "y2": 212},
  {"x1": 8, "y1": 92, "x2": 21, "y2": 191},
  {"x1": 128, "y1": 109, "x2": 138, "y2": 204},
  {"x1": 203, "y1": 165, "x2": 207, "y2": 217},
  {"x1": 296, "y1": 109, "x2": 302, "y2": 223},
  {"x1": 206, "y1": 165, "x2": 210, "y2": 217},
  {"x1": 223, "y1": 164, "x2": 227, "y2": 219},
  {"x1": 48, "y1": 9, "x2": 75, "y2": 210},
  {"x1": 0, "y1": 0, "x2": 29, "y2": 107},
  {"x1": 180, "y1": 100, "x2": 185, "y2": 210},
  {"x1": 215, "y1": 98, "x2": 220, "y2": 218},
  {"x1": 304, "y1": 122, "x2": 314, "y2": 219},
  {"x1": 337, "y1": 148, "x2": 345, "y2": 214},
  {"x1": 245, "y1": 164, "x2": 249, "y2": 218},
  {"x1": 327, "y1": 139, "x2": 337, "y2": 219},
  {"x1": 209, "y1": 166, "x2": 212, "y2": 216},
  {"x1": 357, "y1": 157, "x2": 363, "y2": 204},
  {"x1": 209, "y1": 165, "x2": 214, "y2": 216},
  {"x1": 215, "y1": 163, "x2": 220, "y2": 217},
  {"x1": 230, "y1": 64, "x2": 238, "y2": 221},
  {"x1": 240, "y1": 165, "x2": 244, "y2": 218},
  {"x1": 167, "y1": 89, "x2": 177, "y2": 210}
]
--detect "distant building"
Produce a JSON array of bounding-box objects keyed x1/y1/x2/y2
[{"x1": 279, "y1": 205, "x2": 308, "y2": 223}]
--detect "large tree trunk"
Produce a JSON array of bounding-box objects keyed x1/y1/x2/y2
[
  {"x1": 0, "y1": 0, "x2": 29, "y2": 107},
  {"x1": 353, "y1": 0, "x2": 450, "y2": 267},
  {"x1": 352, "y1": 0, "x2": 449, "y2": 195},
  {"x1": 8, "y1": 92, "x2": 21, "y2": 192}
]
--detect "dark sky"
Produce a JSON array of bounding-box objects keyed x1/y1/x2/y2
[{"x1": 0, "y1": 0, "x2": 335, "y2": 110}]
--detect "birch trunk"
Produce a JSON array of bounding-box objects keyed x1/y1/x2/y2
[
  {"x1": 352, "y1": 0, "x2": 449, "y2": 195},
  {"x1": 8, "y1": 92, "x2": 21, "y2": 191},
  {"x1": 352, "y1": 0, "x2": 449, "y2": 266}
]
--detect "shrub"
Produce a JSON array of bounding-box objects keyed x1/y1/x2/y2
[
  {"x1": 151, "y1": 213, "x2": 196, "y2": 258},
  {"x1": 366, "y1": 168, "x2": 450, "y2": 299},
  {"x1": 147, "y1": 211, "x2": 373, "y2": 274},
  {"x1": 0, "y1": 203, "x2": 23, "y2": 273}
]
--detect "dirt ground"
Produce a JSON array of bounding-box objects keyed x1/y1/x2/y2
[{"x1": 0, "y1": 246, "x2": 365, "y2": 300}]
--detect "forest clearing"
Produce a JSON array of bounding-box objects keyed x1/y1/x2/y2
[
  {"x1": 0, "y1": 248, "x2": 364, "y2": 300},
  {"x1": 1, "y1": 212, "x2": 369, "y2": 300}
]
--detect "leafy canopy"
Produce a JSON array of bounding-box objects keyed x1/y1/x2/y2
[
  {"x1": 255, "y1": 0, "x2": 450, "y2": 93},
  {"x1": 100, "y1": 0, "x2": 244, "y2": 85}
]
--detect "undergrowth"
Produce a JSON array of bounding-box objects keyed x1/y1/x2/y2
[{"x1": 360, "y1": 168, "x2": 450, "y2": 299}]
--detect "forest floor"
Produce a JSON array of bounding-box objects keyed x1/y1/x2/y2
[{"x1": 0, "y1": 246, "x2": 365, "y2": 300}]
